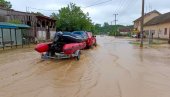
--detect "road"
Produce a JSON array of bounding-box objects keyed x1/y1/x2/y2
[{"x1": 0, "y1": 36, "x2": 170, "y2": 97}]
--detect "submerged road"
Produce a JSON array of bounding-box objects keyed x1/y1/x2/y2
[{"x1": 0, "y1": 36, "x2": 170, "y2": 97}]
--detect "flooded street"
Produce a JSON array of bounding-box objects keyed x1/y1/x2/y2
[{"x1": 0, "y1": 36, "x2": 170, "y2": 97}]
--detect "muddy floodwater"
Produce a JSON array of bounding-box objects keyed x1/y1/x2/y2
[{"x1": 0, "y1": 36, "x2": 170, "y2": 97}]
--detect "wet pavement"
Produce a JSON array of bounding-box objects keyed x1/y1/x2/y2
[{"x1": 0, "y1": 36, "x2": 170, "y2": 97}]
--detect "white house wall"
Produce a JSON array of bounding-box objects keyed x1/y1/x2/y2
[
  {"x1": 37, "y1": 31, "x2": 46, "y2": 40},
  {"x1": 144, "y1": 23, "x2": 170, "y2": 39},
  {"x1": 50, "y1": 31, "x2": 56, "y2": 39},
  {"x1": 120, "y1": 32, "x2": 129, "y2": 35}
]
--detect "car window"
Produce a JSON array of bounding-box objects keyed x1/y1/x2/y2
[
  {"x1": 87, "y1": 32, "x2": 92, "y2": 38},
  {"x1": 72, "y1": 32, "x2": 82, "y2": 35}
]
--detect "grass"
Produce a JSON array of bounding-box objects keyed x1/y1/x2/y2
[{"x1": 129, "y1": 39, "x2": 170, "y2": 49}]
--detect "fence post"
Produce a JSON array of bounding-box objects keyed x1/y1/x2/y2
[
  {"x1": 21, "y1": 29, "x2": 23, "y2": 48},
  {"x1": 15, "y1": 29, "x2": 17, "y2": 48},
  {"x1": 1, "y1": 28, "x2": 4, "y2": 50},
  {"x1": 10, "y1": 28, "x2": 12, "y2": 48}
]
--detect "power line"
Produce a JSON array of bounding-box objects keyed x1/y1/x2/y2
[
  {"x1": 115, "y1": 0, "x2": 128, "y2": 14},
  {"x1": 84, "y1": 0, "x2": 112, "y2": 8},
  {"x1": 28, "y1": 7, "x2": 59, "y2": 12},
  {"x1": 27, "y1": 0, "x2": 112, "y2": 12},
  {"x1": 118, "y1": 0, "x2": 134, "y2": 15},
  {"x1": 118, "y1": 0, "x2": 138, "y2": 16}
]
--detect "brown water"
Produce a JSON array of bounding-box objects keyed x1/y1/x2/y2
[{"x1": 0, "y1": 36, "x2": 170, "y2": 97}]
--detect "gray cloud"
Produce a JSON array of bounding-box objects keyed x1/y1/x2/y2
[{"x1": 6, "y1": 0, "x2": 170, "y2": 25}]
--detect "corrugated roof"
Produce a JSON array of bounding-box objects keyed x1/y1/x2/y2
[
  {"x1": 0, "y1": 22, "x2": 30, "y2": 28},
  {"x1": 144, "y1": 12, "x2": 170, "y2": 26}
]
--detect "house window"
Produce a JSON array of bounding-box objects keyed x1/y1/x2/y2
[
  {"x1": 151, "y1": 30, "x2": 155, "y2": 35},
  {"x1": 164, "y1": 28, "x2": 167, "y2": 35}
]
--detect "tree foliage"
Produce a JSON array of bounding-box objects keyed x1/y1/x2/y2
[
  {"x1": 94, "y1": 22, "x2": 125, "y2": 35},
  {"x1": 8, "y1": 19, "x2": 22, "y2": 24},
  {"x1": 51, "y1": 3, "x2": 93, "y2": 32},
  {"x1": 31, "y1": 12, "x2": 44, "y2": 16},
  {"x1": 0, "y1": 0, "x2": 12, "y2": 9}
]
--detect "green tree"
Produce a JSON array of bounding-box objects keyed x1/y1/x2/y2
[
  {"x1": 8, "y1": 19, "x2": 21, "y2": 24},
  {"x1": 94, "y1": 22, "x2": 125, "y2": 35},
  {"x1": 103, "y1": 22, "x2": 109, "y2": 27},
  {"x1": 0, "y1": 0, "x2": 12, "y2": 9},
  {"x1": 94, "y1": 24, "x2": 101, "y2": 34},
  {"x1": 50, "y1": 3, "x2": 93, "y2": 32}
]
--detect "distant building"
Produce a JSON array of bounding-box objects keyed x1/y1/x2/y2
[
  {"x1": 0, "y1": 7, "x2": 56, "y2": 42},
  {"x1": 118, "y1": 27, "x2": 132, "y2": 36},
  {"x1": 133, "y1": 10, "x2": 161, "y2": 33},
  {"x1": 144, "y1": 12, "x2": 170, "y2": 39}
]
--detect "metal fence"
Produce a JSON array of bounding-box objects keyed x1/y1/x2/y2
[{"x1": 0, "y1": 28, "x2": 31, "y2": 50}]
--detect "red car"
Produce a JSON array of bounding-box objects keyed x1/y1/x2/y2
[
  {"x1": 72, "y1": 31, "x2": 97, "y2": 48},
  {"x1": 86, "y1": 32, "x2": 97, "y2": 48}
]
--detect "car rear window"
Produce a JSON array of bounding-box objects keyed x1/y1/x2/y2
[{"x1": 87, "y1": 32, "x2": 92, "y2": 38}]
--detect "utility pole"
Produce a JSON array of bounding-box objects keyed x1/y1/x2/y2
[
  {"x1": 26, "y1": 7, "x2": 28, "y2": 12},
  {"x1": 113, "y1": 14, "x2": 118, "y2": 36},
  {"x1": 140, "y1": 0, "x2": 145, "y2": 47}
]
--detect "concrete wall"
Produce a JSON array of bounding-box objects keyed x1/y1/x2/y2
[
  {"x1": 0, "y1": 9, "x2": 7, "y2": 22},
  {"x1": 36, "y1": 30, "x2": 56, "y2": 40},
  {"x1": 37, "y1": 31, "x2": 46, "y2": 40},
  {"x1": 144, "y1": 22, "x2": 170, "y2": 39},
  {"x1": 0, "y1": 9, "x2": 7, "y2": 15},
  {"x1": 50, "y1": 31, "x2": 56, "y2": 39}
]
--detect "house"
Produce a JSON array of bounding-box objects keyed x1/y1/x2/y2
[
  {"x1": 36, "y1": 15, "x2": 56, "y2": 41},
  {"x1": 0, "y1": 7, "x2": 56, "y2": 42},
  {"x1": 144, "y1": 12, "x2": 170, "y2": 39},
  {"x1": 133, "y1": 10, "x2": 161, "y2": 33},
  {"x1": 118, "y1": 27, "x2": 132, "y2": 36}
]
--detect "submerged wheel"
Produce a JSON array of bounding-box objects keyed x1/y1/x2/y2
[
  {"x1": 76, "y1": 51, "x2": 80, "y2": 61},
  {"x1": 94, "y1": 42, "x2": 97, "y2": 47}
]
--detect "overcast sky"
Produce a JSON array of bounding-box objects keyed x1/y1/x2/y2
[{"x1": 6, "y1": 0, "x2": 170, "y2": 25}]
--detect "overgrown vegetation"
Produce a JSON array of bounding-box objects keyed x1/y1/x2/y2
[
  {"x1": 0, "y1": 0, "x2": 12, "y2": 9},
  {"x1": 31, "y1": 12, "x2": 44, "y2": 16},
  {"x1": 8, "y1": 19, "x2": 22, "y2": 24}
]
